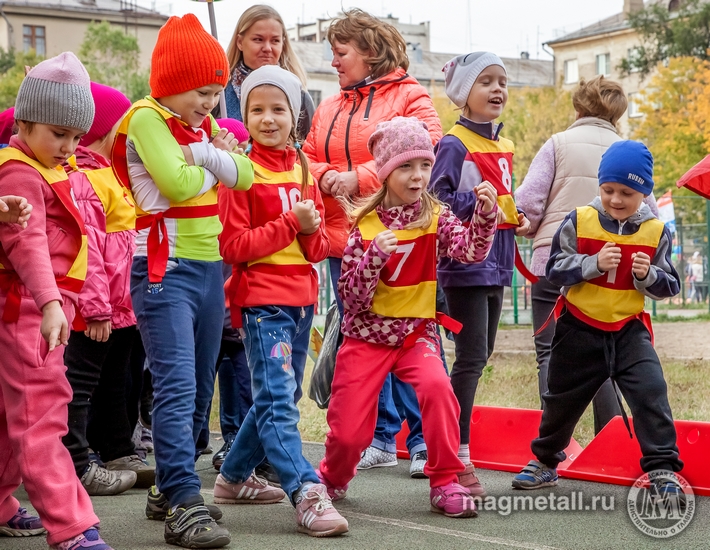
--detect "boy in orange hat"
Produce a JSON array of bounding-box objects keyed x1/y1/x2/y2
[{"x1": 111, "y1": 13, "x2": 253, "y2": 549}]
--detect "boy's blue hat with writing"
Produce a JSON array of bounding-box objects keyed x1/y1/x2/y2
[
  {"x1": 442, "y1": 52, "x2": 506, "y2": 109},
  {"x1": 598, "y1": 140, "x2": 654, "y2": 195}
]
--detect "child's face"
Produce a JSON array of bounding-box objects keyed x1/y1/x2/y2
[
  {"x1": 17, "y1": 121, "x2": 83, "y2": 168},
  {"x1": 158, "y1": 84, "x2": 223, "y2": 128},
  {"x1": 383, "y1": 158, "x2": 432, "y2": 208},
  {"x1": 599, "y1": 182, "x2": 645, "y2": 221},
  {"x1": 464, "y1": 65, "x2": 508, "y2": 123},
  {"x1": 245, "y1": 85, "x2": 292, "y2": 150}
]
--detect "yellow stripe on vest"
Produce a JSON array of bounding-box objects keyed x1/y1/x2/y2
[{"x1": 576, "y1": 206, "x2": 664, "y2": 246}]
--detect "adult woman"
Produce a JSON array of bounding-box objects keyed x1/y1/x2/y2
[
  {"x1": 224, "y1": 4, "x2": 314, "y2": 141},
  {"x1": 303, "y1": 8, "x2": 442, "y2": 475},
  {"x1": 515, "y1": 76, "x2": 658, "y2": 434}
]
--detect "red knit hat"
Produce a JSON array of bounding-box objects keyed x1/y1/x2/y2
[
  {"x1": 150, "y1": 13, "x2": 229, "y2": 98},
  {"x1": 80, "y1": 82, "x2": 131, "y2": 147}
]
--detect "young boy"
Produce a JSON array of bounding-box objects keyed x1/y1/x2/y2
[
  {"x1": 512, "y1": 140, "x2": 685, "y2": 499},
  {"x1": 111, "y1": 13, "x2": 253, "y2": 549}
]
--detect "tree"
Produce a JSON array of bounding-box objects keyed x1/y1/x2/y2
[
  {"x1": 79, "y1": 21, "x2": 149, "y2": 102},
  {"x1": 0, "y1": 50, "x2": 45, "y2": 110},
  {"x1": 620, "y1": 0, "x2": 710, "y2": 77}
]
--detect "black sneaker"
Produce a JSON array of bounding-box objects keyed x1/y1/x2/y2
[
  {"x1": 650, "y1": 474, "x2": 688, "y2": 509},
  {"x1": 164, "y1": 495, "x2": 230, "y2": 548},
  {"x1": 254, "y1": 460, "x2": 281, "y2": 487},
  {"x1": 212, "y1": 433, "x2": 236, "y2": 472},
  {"x1": 146, "y1": 486, "x2": 223, "y2": 521}
]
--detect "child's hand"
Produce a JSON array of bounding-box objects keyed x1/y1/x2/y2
[
  {"x1": 319, "y1": 170, "x2": 338, "y2": 195},
  {"x1": 41, "y1": 300, "x2": 68, "y2": 352},
  {"x1": 292, "y1": 199, "x2": 321, "y2": 235},
  {"x1": 632, "y1": 251, "x2": 651, "y2": 280},
  {"x1": 0, "y1": 196, "x2": 33, "y2": 228},
  {"x1": 474, "y1": 181, "x2": 497, "y2": 213},
  {"x1": 180, "y1": 145, "x2": 195, "y2": 166},
  {"x1": 597, "y1": 241, "x2": 622, "y2": 272},
  {"x1": 85, "y1": 320, "x2": 112, "y2": 343},
  {"x1": 515, "y1": 213, "x2": 531, "y2": 236},
  {"x1": 374, "y1": 230, "x2": 398, "y2": 254},
  {"x1": 212, "y1": 128, "x2": 240, "y2": 153}
]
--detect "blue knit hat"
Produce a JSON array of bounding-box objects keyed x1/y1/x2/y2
[{"x1": 598, "y1": 140, "x2": 654, "y2": 195}]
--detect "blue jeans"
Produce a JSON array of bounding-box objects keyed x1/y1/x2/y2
[
  {"x1": 220, "y1": 305, "x2": 319, "y2": 504},
  {"x1": 130, "y1": 257, "x2": 223, "y2": 507}
]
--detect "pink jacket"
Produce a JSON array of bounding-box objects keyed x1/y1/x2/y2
[{"x1": 67, "y1": 146, "x2": 136, "y2": 329}]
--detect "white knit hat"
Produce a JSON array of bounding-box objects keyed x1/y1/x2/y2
[
  {"x1": 240, "y1": 65, "x2": 301, "y2": 128},
  {"x1": 442, "y1": 52, "x2": 506, "y2": 109}
]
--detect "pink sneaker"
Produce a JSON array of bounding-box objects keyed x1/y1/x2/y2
[
  {"x1": 213, "y1": 473, "x2": 286, "y2": 504},
  {"x1": 315, "y1": 468, "x2": 348, "y2": 501},
  {"x1": 295, "y1": 484, "x2": 348, "y2": 537},
  {"x1": 430, "y1": 482, "x2": 478, "y2": 518},
  {"x1": 457, "y1": 463, "x2": 487, "y2": 497}
]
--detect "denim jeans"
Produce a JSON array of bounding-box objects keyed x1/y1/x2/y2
[
  {"x1": 130, "y1": 257, "x2": 223, "y2": 507},
  {"x1": 219, "y1": 305, "x2": 319, "y2": 504}
]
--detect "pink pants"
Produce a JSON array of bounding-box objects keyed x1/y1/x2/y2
[
  {"x1": 320, "y1": 335, "x2": 464, "y2": 489},
  {"x1": 0, "y1": 292, "x2": 98, "y2": 545}
]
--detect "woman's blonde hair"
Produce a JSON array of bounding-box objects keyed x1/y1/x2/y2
[
  {"x1": 326, "y1": 9, "x2": 409, "y2": 80},
  {"x1": 348, "y1": 185, "x2": 442, "y2": 231},
  {"x1": 226, "y1": 5, "x2": 308, "y2": 88},
  {"x1": 572, "y1": 75, "x2": 627, "y2": 127}
]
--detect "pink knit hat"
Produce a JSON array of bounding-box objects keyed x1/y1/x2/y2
[
  {"x1": 0, "y1": 107, "x2": 15, "y2": 144},
  {"x1": 80, "y1": 82, "x2": 131, "y2": 147},
  {"x1": 216, "y1": 118, "x2": 249, "y2": 144},
  {"x1": 367, "y1": 116, "x2": 436, "y2": 182}
]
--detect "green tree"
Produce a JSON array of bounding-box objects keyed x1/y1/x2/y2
[
  {"x1": 79, "y1": 21, "x2": 149, "y2": 102},
  {"x1": 620, "y1": 0, "x2": 710, "y2": 77},
  {"x1": 0, "y1": 48, "x2": 16, "y2": 74},
  {"x1": 0, "y1": 50, "x2": 45, "y2": 110}
]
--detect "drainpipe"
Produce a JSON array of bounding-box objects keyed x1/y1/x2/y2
[
  {"x1": 0, "y1": 5, "x2": 14, "y2": 52},
  {"x1": 542, "y1": 43, "x2": 555, "y2": 86}
]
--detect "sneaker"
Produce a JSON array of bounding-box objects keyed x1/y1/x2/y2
[
  {"x1": 87, "y1": 449, "x2": 104, "y2": 468},
  {"x1": 650, "y1": 474, "x2": 688, "y2": 508},
  {"x1": 146, "y1": 486, "x2": 223, "y2": 521},
  {"x1": 164, "y1": 496, "x2": 230, "y2": 549},
  {"x1": 295, "y1": 484, "x2": 348, "y2": 537},
  {"x1": 51, "y1": 527, "x2": 112, "y2": 549},
  {"x1": 356, "y1": 446, "x2": 397, "y2": 470},
  {"x1": 430, "y1": 482, "x2": 478, "y2": 518},
  {"x1": 201, "y1": 443, "x2": 213, "y2": 455},
  {"x1": 213, "y1": 473, "x2": 286, "y2": 504},
  {"x1": 315, "y1": 468, "x2": 348, "y2": 501},
  {"x1": 211, "y1": 433, "x2": 236, "y2": 472},
  {"x1": 409, "y1": 450, "x2": 428, "y2": 479},
  {"x1": 81, "y1": 462, "x2": 136, "y2": 496},
  {"x1": 0, "y1": 507, "x2": 45, "y2": 537},
  {"x1": 104, "y1": 455, "x2": 155, "y2": 488},
  {"x1": 140, "y1": 426, "x2": 154, "y2": 453},
  {"x1": 512, "y1": 460, "x2": 558, "y2": 490},
  {"x1": 254, "y1": 460, "x2": 281, "y2": 487},
  {"x1": 457, "y1": 463, "x2": 487, "y2": 497}
]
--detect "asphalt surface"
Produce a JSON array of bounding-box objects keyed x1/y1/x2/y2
[{"x1": 3, "y1": 439, "x2": 707, "y2": 550}]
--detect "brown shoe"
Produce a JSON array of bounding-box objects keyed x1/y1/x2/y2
[
  {"x1": 458, "y1": 463, "x2": 487, "y2": 497},
  {"x1": 105, "y1": 454, "x2": 155, "y2": 488}
]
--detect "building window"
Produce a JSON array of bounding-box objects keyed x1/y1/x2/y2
[
  {"x1": 596, "y1": 53, "x2": 611, "y2": 76},
  {"x1": 23, "y1": 25, "x2": 46, "y2": 56},
  {"x1": 564, "y1": 59, "x2": 578, "y2": 84},
  {"x1": 308, "y1": 89, "x2": 322, "y2": 107},
  {"x1": 628, "y1": 92, "x2": 643, "y2": 118}
]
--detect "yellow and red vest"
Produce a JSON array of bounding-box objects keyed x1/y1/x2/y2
[
  {"x1": 0, "y1": 147, "x2": 87, "y2": 322},
  {"x1": 565, "y1": 205, "x2": 664, "y2": 331},
  {"x1": 111, "y1": 98, "x2": 219, "y2": 282},
  {"x1": 447, "y1": 124, "x2": 518, "y2": 229},
  {"x1": 358, "y1": 208, "x2": 439, "y2": 319}
]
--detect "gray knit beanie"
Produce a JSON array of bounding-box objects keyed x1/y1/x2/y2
[
  {"x1": 443, "y1": 52, "x2": 507, "y2": 109},
  {"x1": 15, "y1": 51, "x2": 94, "y2": 133},
  {"x1": 240, "y1": 65, "x2": 302, "y2": 129}
]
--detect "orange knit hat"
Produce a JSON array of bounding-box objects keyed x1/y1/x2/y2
[{"x1": 150, "y1": 13, "x2": 229, "y2": 98}]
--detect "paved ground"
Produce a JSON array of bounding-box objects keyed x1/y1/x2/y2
[{"x1": 3, "y1": 439, "x2": 707, "y2": 550}]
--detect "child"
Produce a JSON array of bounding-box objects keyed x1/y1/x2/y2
[
  {"x1": 512, "y1": 141, "x2": 685, "y2": 499},
  {"x1": 430, "y1": 52, "x2": 531, "y2": 496},
  {"x1": 63, "y1": 82, "x2": 154, "y2": 495},
  {"x1": 318, "y1": 116, "x2": 498, "y2": 518},
  {"x1": 110, "y1": 14, "x2": 253, "y2": 549},
  {"x1": 0, "y1": 52, "x2": 113, "y2": 549},
  {"x1": 215, "y1": 65, "x2": 348, "y2": 537}
]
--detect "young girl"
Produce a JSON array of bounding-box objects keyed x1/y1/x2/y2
[
  {"x1": 0, "y1": 52, "x2": 113, "y2": 549},
  {"x1": 215, "y1": 65, "x2": 348, "y2": 537},
  {"x1": 317, "y1": 116, "x2": 498, "y2": 518}
]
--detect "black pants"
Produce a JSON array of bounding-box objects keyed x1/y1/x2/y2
[
  {"x1": 63, "y1": 326, "x2": 139, "y2": 476},
  {"x1": 532, "y1": 312, "x2": 683, "y2": 473},
  {"x1": 444, "y1": 285, "x2": 504, "y2": 444},
  {"x1": 126, "y1": 334, "x2": 151, "y2": 432},
  {"x1": 531, "y1": 276, "x2": 621, "y2": 434}
]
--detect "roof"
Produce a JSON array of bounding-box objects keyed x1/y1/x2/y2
[
  {"x1": 292, "y1": 42, "x2": 554, "y2": 88},
  {"x1": 0, "y1": 0, "x2": 168, "y2": 20}
]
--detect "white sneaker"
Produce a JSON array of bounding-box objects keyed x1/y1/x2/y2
[{"x1": 356, "y1": 446, "x2": 398, "y2": 470}]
